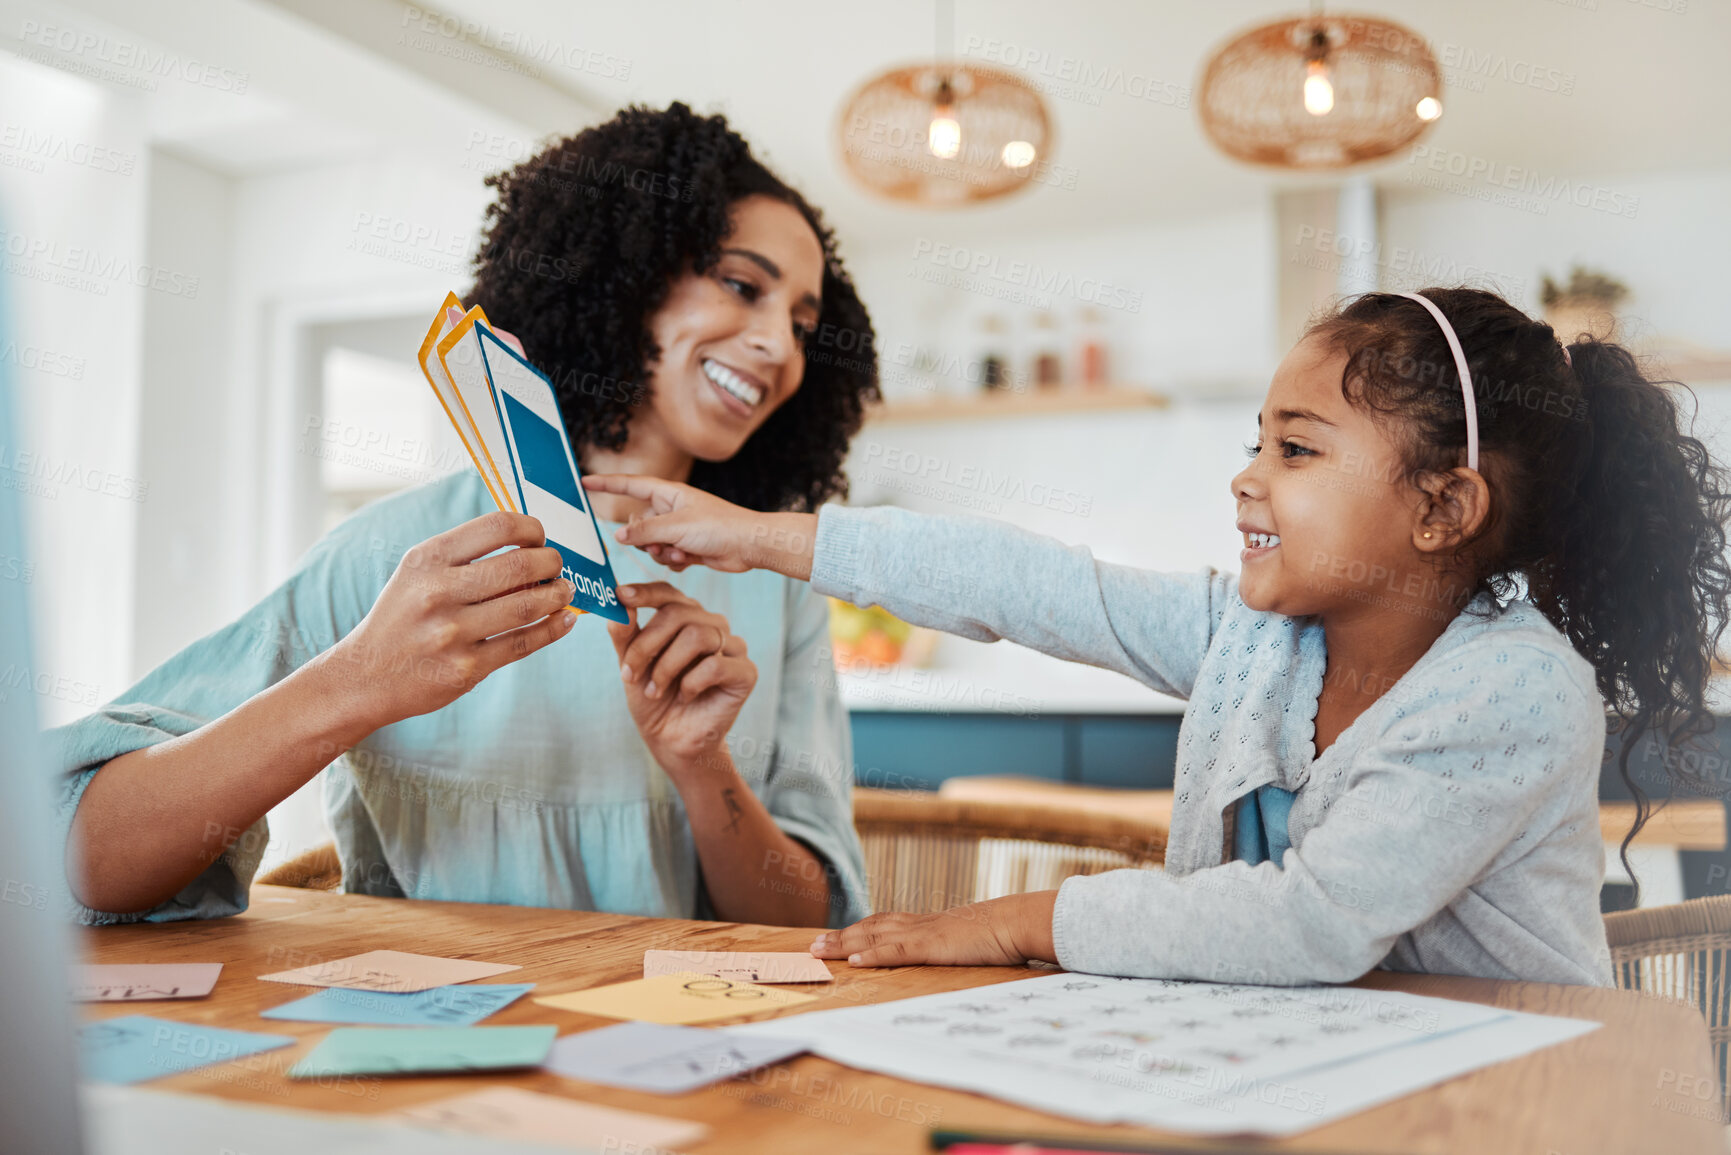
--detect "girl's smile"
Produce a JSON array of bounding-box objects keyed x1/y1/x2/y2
[{"x1": 1238, "y1": 523, "x2": 1281, "y2": 563}]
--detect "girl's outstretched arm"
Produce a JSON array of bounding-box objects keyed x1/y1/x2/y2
[
  {"x1": 584, "y1": 474, "x2": 1229, "y2": 700},
  {"x1": 583, "y1": 474, "x2": 817, "y2": 578}
]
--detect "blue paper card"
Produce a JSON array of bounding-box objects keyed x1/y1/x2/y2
[
  {"x1": 544, "y1": 1021, "x2": 807, "y2": 1094},
  {"x1": 260, "y1": 982, "x2": 534, "y2": 1027},
  {"x1": 288, "y1": 1025, "x2": 558, "y2": 1078},
  {"x1": 79, "y1": 1015, "x2": 295, "y2": 1085},
  {"x1": 476, "y1": 326, "x2": 628, "y2": 623}
]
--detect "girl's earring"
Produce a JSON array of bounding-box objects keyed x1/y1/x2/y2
[{"x1": 1423, "y1": 531, "x2": 1434, "y2": 539}]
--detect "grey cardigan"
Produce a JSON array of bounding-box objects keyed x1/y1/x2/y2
[{"x1": 812, "y1": 504, "x2": 1613, "y2": 987}]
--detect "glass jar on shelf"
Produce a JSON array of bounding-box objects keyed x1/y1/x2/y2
[
  {"x1": 1074, "y1": 306, "x2": 1109, "y2": 389},
  {"x1": 975, "y1": 313, "x2": 1010, "y2": 392},
  {"x1": 1028, "y1": 310, "x2": 1064, "y2": 390}
]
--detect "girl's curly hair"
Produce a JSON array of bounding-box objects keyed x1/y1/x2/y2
[
  {"x1": 1308, "y1": 288, "x2": 1731, "y2": 888},
  {"x1": 468, "y1": 101, "x2": 879, "y2": 512}
]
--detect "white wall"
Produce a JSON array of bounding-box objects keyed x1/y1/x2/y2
[
  {"x1": 847, "y1": 204, "x2": 1281, "y2": 404},
  {"x1": 133, "y1": 149, "x2": 235, "y2": 677},
  {"x1": 1381, "y1": 168, "x2": 1731, "y2": 353},
  {"x1": 846, "y1": 401, "x2": 1254, "y2": 573},
  {"x1": 0, "y1": 53, "x2": 149, "y2": 723}
]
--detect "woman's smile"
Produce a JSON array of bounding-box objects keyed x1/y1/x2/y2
[{"x1": 701, "y1": 357, "x2": 766, "y2": 415}]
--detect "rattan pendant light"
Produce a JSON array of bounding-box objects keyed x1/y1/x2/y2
[
  {"x1": 836, "y1": 0, "x2": 1053, "y2": 205},
  {"x1": 1198, "y1": 6, "x2": 1443, "y2": 169}
]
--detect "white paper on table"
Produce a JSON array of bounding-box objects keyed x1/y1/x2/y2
[
  {"x1": 725, "y1": 973, "x2": 1599, "y2": 1136},
  {"x1": 544, "y1": 1020, "x2": 807, "y2": 1093}
]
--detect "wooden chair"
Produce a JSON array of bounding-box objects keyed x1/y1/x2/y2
[
  {"x1": 852, "y1": 787, "x2": 1166, "y2": 914},
  {"x1": 1604, "y1": 895, "x2": 1731, "y2": 1120},
  {"x1": 255, "y1": 842, "x2": 342, "y2": 891},
  {"x1": 256, "y1": 789, "x2": 1169, "y2": 913}
]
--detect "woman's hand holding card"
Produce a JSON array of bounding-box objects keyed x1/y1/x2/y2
[{"x1": 606, "y1": 581, "x2": 757, "y2": 779}]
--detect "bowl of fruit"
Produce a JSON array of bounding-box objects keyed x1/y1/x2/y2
[{"x1": 827, "y1": 599, "x2": 937, "y2": 671}]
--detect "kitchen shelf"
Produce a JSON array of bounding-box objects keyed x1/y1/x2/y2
[
  {"x1": 1655, "y1": 354, "x2": 1731, "y2": 383},
  {"x1": 865, "y1": 386, "x2": 1170, "y2": 425},
  {"x1": 1635, "y1": 338, "x2": 1731, "y2": 384}
]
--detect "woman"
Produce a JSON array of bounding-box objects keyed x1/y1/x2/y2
[{"x1": 52, "y1": 103, "x2": 879, "y2": 929}]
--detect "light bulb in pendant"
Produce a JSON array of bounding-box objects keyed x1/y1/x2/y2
[
  {"x1": 927, "y1": 77, "x2": 961, "y2": 159},
  {"x1": 928, "y1": 109, "x2": 961, "y2": 159},
  {"x1": 1303, "y1": 59, "x2": 1334, "y2": 116}
]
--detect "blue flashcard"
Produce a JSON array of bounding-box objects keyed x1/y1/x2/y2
[
  {"x1": 79, "y1": 1015, "x2": 295, "y2": 1085},
  {"x1": 476, "y1": 326, "x2": 628, "y2": 623},
  {"x1": 260, "y1": 982, "x2": 534, "y2": 1027},
  {"x1": 544, "y1": 1021, "x2": 807, "y2": 1094},
  {"x1": 288, "y1": 1025, "x2": 557, "y2": 1078}
]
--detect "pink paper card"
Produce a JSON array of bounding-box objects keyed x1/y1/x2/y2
[
  {"x1": 392, "y1": 1086, "x2": 708, "y2": 1151},
  {"x1": 258, "y1": 949, "x2": 519, "y2": 993},
  {"x1": 74, "y1": 963, "x2": 223, "y2": 1001},
  {"x1": 643, "y1": 950, "x2": 832, "y2": 984}
]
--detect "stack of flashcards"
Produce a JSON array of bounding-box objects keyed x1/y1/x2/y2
[{"x1": 418, "y1": 293, "x2": 628, "y2": 623}]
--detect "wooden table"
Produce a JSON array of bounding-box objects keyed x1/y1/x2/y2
[{"x1": 80, "y1": 885, "x2": 1722, "y2": 1155}]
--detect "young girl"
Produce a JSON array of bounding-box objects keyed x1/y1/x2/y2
[{"x1": 585, "y1": 286, "x2": 1731, "y2": 987}]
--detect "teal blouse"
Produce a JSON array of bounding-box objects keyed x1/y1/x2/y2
[
  {"x1": 47, "y1": 472, "x2": 870, "y2": 928},
  {"x1": 1233, "y1": 785, "x2": 1297, "y2": 868}
]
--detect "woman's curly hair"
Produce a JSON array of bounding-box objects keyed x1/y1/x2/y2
[
  {"x1": 468, "y1": 102, "x2": 879, "y2": 512},
  {"x1": 1308, "y1": 288, "x2": 1731, "y2": 886}
]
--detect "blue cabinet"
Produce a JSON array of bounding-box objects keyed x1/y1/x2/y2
[{"x1": 849, "y1": 712, "x2": 1181, "y2": 792}]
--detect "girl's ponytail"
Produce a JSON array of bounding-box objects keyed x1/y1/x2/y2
[{"x1": 1543, "y1": 338, "x2": 1731, "y2": 860}]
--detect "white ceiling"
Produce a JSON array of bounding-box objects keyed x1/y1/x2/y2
[
  {"x1": 428, "y1": 0, "x2": 1731, "y2": 250},
  {"x1": 47, "y1": 0, "x2": 1731, "y2": 254}
]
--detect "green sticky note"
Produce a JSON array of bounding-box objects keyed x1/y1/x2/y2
[{"x1": 287, "y1": 1025, "x2": 556, "y2": 1078}]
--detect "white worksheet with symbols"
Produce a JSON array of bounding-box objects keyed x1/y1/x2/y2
[{"x1": 727, "y1": 972, "x2": 1598, "y2": 1136}]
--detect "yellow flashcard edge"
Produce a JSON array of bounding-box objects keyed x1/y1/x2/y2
[
  {"x1": 418, "y1": 293, "x2": 512, "y2": 513},
  {"x1": 432, "y1": 300, "x2": 588, "y2": 618},
  {"x1": 436, "y1": 304, "x2": 520, "y2": 514}
]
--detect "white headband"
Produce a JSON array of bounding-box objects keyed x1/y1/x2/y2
[{"x1": 1397, "y1": 292, "x2": 1479, "y2": 473}]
